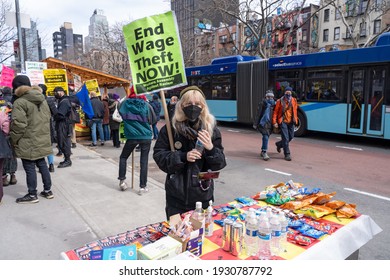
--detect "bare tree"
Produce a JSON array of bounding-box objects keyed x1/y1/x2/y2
[{"x1": 0, "y1": 0, "x2": 17, "y2": 64}]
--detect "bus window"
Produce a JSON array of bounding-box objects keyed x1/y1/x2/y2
[
  {"x1": 350, "y1": 70, "x2": 365, "y2": 129},
  {"x1": 211, "y1": 74, "x2": 234, "y2": 100},
  {"x1": 369, "y1": 68, "x2": 385, "y2": 131},
  {"x1": 188, "y1": 76, "x2": 212, "y2": 99},
  {"x1": 306, "y1": 79, "x2": 341, "y2": 101}
]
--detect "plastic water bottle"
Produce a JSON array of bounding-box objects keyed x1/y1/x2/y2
[
  {"x1": 205, "y1": 200, "x2": 214, "y2": 236},
  {"x1": 191, "y1": 201, "x2": 205, "y2": 235},
  {"x1": 244, "y1": 211, "x2": 258, "y2": 256},
  {"x1": 195, "y1": 139, "x2": 204, "y2": 153},
  {"x1": 278, "y1": 212, "x2": 288, "y2": 253},
  {"x1": 257, "y1": 214, "x2": 271, "y2": 260},
  {"x1": 269, "y1": 214, "x2": 281, "y2": 256}
]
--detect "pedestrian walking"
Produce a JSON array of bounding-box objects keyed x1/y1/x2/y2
[
  {"x1": 253, "y1": 90, "x2": 275, "y2": 161},
  {"x1": 108, "y1": 93, "x2": 121, "y2": 148},
  {"x1": 10, "y1": 75, "x2": 53, "y2": 203},
  {"x1": 272, "y1": 86, "x2": 298, "y2": 161},
  {"x1": 102, "y1": 93, "x2": 111, "y2": 142},
  {"x1": 0, "y1": 108, "x2": 12, "y2": 204}
]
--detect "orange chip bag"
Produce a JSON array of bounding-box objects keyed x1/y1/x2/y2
[
  {"x1": 336, "y1": 204, "x2": 359, "y2": 218},
  {"x1": 313, "y1": 192, "x2": 336, "y2": 205},
  {"x1": 325, "y1": 200, "x2": 346, "y2": 210}
]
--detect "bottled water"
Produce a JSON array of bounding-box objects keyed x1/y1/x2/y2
[
  {"x1": 205, "y1": 200, "x2": 214, "y2": 236},
  {"x1": 191, "y1": 201, "x2": 205, "y2": 235},
  {"x1": 257, "y1": 214, "x2": 271, "y2": 260},
  {"x1": 269, "y1": 214, "x2": 281, "y2": 256},
  {"x1": 244, "y1": 211, "x2": 258, "y2": 256},
  {"x1": 195, "y1": 139, "x2": 204, "y2": 153},
  {"x1": 278, "y1": 212, "x2": 288, "y2": 253}
]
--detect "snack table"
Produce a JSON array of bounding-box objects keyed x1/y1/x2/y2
[{"x1": 61, "y1": 201, "x2": 382, "y2": 260}]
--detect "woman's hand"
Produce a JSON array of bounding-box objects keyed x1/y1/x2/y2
[
  {"x1": 197, "y1": 129, "x2": 213, "y2": 151},
  {"x1": 187, "y1": 149, "x2": 202, "y2": 162}
]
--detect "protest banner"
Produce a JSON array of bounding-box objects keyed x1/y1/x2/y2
[
  {"x1": 43, "y1": 69, "x2": 68, "y2": 96},
  {"x1": 25, "y1": 61, "x2": 47, "y2": 85},
  {"x1": 85, "y1": 79, "x2": 100, "y2": 96},
  {"x1": 0, "y1": 65, "x2": 15, "y2": 87},
  {"x1": 123, "y1": 11, "x2": 187, "y2": 94}
]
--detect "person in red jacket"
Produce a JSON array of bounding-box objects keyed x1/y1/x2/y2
[{"x1": 272, "y1": 86, "x2": 298, "y2": 161}]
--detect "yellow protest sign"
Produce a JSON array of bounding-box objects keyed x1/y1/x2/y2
[
  {"x1": 85, "y1": 79, "x2": 100, "y2": 96},
  {"x1": 123, "y1": 11, "x2": 187, "y2": 94},
  {"x1": 43, "y1": 69, "x2": 68, "y2": 96}
]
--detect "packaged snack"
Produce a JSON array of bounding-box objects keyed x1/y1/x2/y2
[
  {"x1": 325, "y1": 200, "x2": 346, "y2": 210},
  {"x1": 336, "y1": 204, "x2": 359, "y2": 218},
  {"x1": 313, "y1": 192, "x2": 336, "y2": 205}
]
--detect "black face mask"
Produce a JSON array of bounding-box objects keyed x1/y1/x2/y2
[
  {"x1": 183, "y1": 105, "x2": 202, "y2": 121},
  {"x1": 54, "y1": 92, "x2": 61, "y2": 99}
]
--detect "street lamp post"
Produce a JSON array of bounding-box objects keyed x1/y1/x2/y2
[{"x1": 15, "y1": 0, "x2": 25, "y2": 72}]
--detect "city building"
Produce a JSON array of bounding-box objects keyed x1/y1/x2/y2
[
  {"x1": 52, "y1": 22, "x2": 83, "y2": 62},
  {"x1": 318, "y1": 0, "x2": 390, "y2": 50},
  {"x1": 84, "y1": 9, "x2": 109, "y2": 53},
  {"x1": 171, "y1": 0, "x2": 239, "y2": 66}
]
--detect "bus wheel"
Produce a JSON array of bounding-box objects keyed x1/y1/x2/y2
[{"x1": 294, "y1": 111, "x2": 307, "y2": 137}]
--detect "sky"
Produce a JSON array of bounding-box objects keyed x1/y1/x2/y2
[{"x1": 15, "y1": 0, "x2": 171, "y2": 56}]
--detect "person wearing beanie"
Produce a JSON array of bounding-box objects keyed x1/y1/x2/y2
[
  {"x1": 272, "y1": 86, "x2": 298, "y2": 161},
  {"x1": 10, "y1": 75, "x2": 54, "y2": 203},
  {"x1": 117, "y1": 86, "x2": 157, "y2": 195},
  {"x1": 53, "y1": 86, "x2": 72, "y2": 168},
  {"x1": 253, "y1": 90, "x2": 275, "y2": 161}
]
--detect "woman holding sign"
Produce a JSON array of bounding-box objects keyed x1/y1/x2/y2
[{"x1": 153, "y1": 86, "x2": 226, "y2": 219}]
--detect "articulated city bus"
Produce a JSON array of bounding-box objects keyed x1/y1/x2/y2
[{"x1": 167, "y1": 32, "x2": 390, "y2": 139}]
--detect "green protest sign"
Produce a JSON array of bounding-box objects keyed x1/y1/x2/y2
[{"x1": 123, "y1": 11, "x2": 187, "y2": 94}]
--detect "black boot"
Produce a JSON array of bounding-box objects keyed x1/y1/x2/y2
[
  {"x1": 58, "y1": 160, "x2": 72, "y2": 168},
  {"x1": 49, "y1": 164, "x2": 55, "y2": 172}
]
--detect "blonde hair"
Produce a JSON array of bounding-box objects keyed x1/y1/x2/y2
[
  {"x1": 90, "y1": 91, "x2": 97, "y2": 98},
  {"x1": 172, "y1": 89, "x2": 216, "y2": 137}
]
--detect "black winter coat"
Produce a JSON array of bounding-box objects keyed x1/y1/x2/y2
[
  {"x1": 153, "y1": 125, "x2": 226, "y2": 213},
  {"x1": 253, "y1": 100, "x2": 274, "y2": 136}
]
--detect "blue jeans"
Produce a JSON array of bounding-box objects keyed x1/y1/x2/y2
[
  {"x1": 118, "y1": 139, "x2": 151, "y2": 187},
  {"x1": 275, "y1": 122, "x2": 294, "y2": 155},
  {"x1": 47, "y1": 154, "x2": 54, "y2": 165},
  {"x1": 261, "y1": 134, "x2": 269, "y2": 151},
  {"x1": 21, "y1": 158, "x2": 52, "y2": 195},
  {"x1": 91, "y1": 119, "x2": 104, "y2": 144},
  {"x1": 152, "y1": 124, "x2": 159, "y2": 139},
  {"x1": 103, "y1": 124, "x2": 110, "y2": 141}
]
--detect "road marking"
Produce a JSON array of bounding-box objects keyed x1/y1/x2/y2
[
  {"x1": 344, "y1": 188, "x2": 390, "y2": 201},
  {"x1": 227, "y1": 129, "x2": 240, "y2": 133},
  {"x1": 265, "y1": 168, "x2": 292, "y2": 176},
  {"x1": 336, "y1": 146, "x2": 363, "y2": 151}
]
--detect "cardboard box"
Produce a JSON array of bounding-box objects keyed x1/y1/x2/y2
[
  {"x1": 168, "y1": 214, "x2": 204, "y2": 256},
  {"x1": 137, "y1": 236, "x2": 182, "y2": 260},
  {"x1": 169, "y1": 250, "x2": 201, "y2": 260},
  {"x1": 89, "y1": 244, "x2": 137, "y2": 260}
]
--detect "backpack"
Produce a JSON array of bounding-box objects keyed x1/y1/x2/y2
[{"x1": 69, "y1": 105, "x2": 81, "y2": 124}]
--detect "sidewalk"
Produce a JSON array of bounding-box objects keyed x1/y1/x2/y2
[{"x1": 0, "y1": 144, "x2": 167, "y2": 260}]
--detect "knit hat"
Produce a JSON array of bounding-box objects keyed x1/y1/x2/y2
[
  {"x1": 54, "y1": 86, "x2": 65, "y2": 93},
  {"x1": 285, "y1": 86, "x2": 293, "y2": 92},
  {"x1": 265, "y1": 90, "x2": 274, "y2": 98},
  {"x1": 12, "y1": 75, "x2": 31, "y2": 91},
  {"x1": 38, "y1": 84, "x2": 47, "y2": 95}
]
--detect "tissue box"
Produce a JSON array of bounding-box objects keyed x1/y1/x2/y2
[
  {"x1": 168, "y1": 214, "x2": 204, "y2": 256},
  {"x1": 137, "y1": 236, "x2": 182, "y2": 260},
  {"x1": 90, "y1": 244, "x2": 137, "y2": 260}
]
